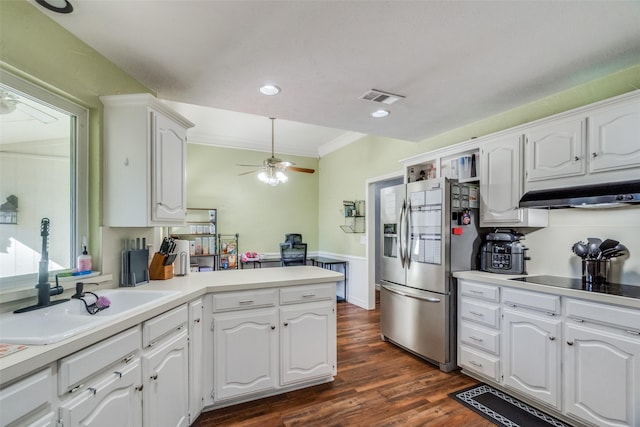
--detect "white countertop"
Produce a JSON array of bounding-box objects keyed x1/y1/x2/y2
[
  {"x1": 454, "y1": 270, "x2": 640, "y2": 310},
  {"x1": 0, "y1": 266, "x2": 343, "y2": 385}
]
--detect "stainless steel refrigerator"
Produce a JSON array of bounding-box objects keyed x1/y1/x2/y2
[{"x1": 380, "y1": 177, "x2": 481, "y2": 372}]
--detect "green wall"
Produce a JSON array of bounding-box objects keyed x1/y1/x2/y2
[
  {"x1": 318, "y1": 64, "x2": 640, "y2": 257},
  {"x1": 187, "y1": 144, "x2": 319, "y2": 253},
  {"x1": 0, "y1": 0, "x2": 151, "y2": 260}
]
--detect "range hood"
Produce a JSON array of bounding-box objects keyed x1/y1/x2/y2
[{"x1": 519, "y1": 180, "x2": 640, "y2": 208}]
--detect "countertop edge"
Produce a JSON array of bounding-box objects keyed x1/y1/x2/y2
[
  {"x1": 453, "y1": 270, "x2": 640, "y2": 309},
  {"x1": 0, "y1": 266, "x2": 344, "y2": 385}
]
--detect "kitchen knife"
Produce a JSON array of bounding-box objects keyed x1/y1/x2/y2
[{"x1": 164, "y1": 253, "x2": 177, "y2": 265}]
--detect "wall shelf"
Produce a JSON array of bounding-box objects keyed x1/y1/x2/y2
[{"x1": 341, "y1": 200, "x2": 365, "y2": 233}]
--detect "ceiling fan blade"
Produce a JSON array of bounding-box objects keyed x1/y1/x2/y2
[
  {"x1": 288, "y1": 166, "x2": 315, "y2": 174},
  {"x1": 276, "y1": 161, "x2": 294, "y2": 169},
  {"x1": 236, "y1": 164, "x2": 262, "y2": 167},
  {"x1": 238, "y1": 169, "x2": 260, "y2": 176}
]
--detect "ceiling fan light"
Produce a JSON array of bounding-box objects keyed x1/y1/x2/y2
[
  {"x1": 259, "y1": 85, "x2": 281, "y2": 96},
  {"x1": 276, "y1": 171, "x2": 288, "y2": 183}
]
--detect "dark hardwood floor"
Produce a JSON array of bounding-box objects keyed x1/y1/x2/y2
[{"x1": 192, "y1": 293, "x2": 493, "y2": 427}]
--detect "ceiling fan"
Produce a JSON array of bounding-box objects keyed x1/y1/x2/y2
[
  {"x1": 0, "y1": 89, "x2": 58, "y2": 124},
  {"x1": 237, "y1": 118, "x2": 315, "y2": 186}
]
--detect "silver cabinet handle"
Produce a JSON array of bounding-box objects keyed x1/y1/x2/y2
[
  {"x1": 381, "y1": 285, "x2": 441, "y2": 303},
  {"x1": 592, "y1": 152, "x2": 598, "y2": 158},
  {"x1": 549, "y1": 336, "x2": 556, "y2": 341},
  {"x1": 469, "y1": 311, "x2": 484, "y2": 317},
  {"x1": 302, "y1": 293, "x2": 316, "y2": 298},
  {"x1": 469, "y1": 336, "x2": 484, "y2": 342},
  {"x1": 469, "y1": 360, "x2": 483, "y2": 368},
  {"x1": 238, "y1": 300, "x2": 254, "y2": 305},
  {"x1": 574, "y1": 156, "x2": 580, "y2": 161},
  {"x1": 567, "y1": 341, "x2": 574, "y2": 346}
]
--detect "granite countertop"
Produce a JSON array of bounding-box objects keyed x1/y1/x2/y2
[
  {"x1": 453, "y1": 270, "x2": 640, "y2": 309},
  {"x1": 0, "y1": 266, "x2": 343, "y2": 385}
]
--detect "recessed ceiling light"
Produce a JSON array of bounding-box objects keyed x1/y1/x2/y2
[
  {"x1": 371, "y1": 109, "x2": 390, "y2": 118},
  {"x1": 259, "y1": 85, "x2": 281, "y2": 96},
  {"x1": 36, "y1": 0, "x2": 74, "y2": 13}
]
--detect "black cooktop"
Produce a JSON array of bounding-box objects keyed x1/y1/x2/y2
[{"x1": 510, "y1": 275, "x2": 640, "y2": 300}]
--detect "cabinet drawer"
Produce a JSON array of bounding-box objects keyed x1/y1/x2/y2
[
  {"x1": 143, "y1": 304, "x2": 188, "y2": 347},
  {"x1": 459, "y1": 347, "x2": 500, "y2": 382},
  {"x1": 280, "y1": 283, "x2": 335, "y2": 305},
  {"x1": 566, "y1": 299, "x2": 640, "y2": 332},
  {"x1": 460, "y1": 321, "x2": 500, "y2": 355},
  {"x1": 212, "y1": 289, "x2": 278, "y2": 312},
  {"x1": 459, "y1": 280, "x2": 499, "y2": 302},
  {"x1": 1, "y1": 368, "x2": 53, "y2": 426},
  {"x1": 58, "y1": 327, "x2": 140, "y2": 395},
  {"x1": 460, "y1": 298, "x2": 500, "y2": 329},
  {"x1": 503, "y1": 288, "x2": 560, "y2": 315}
]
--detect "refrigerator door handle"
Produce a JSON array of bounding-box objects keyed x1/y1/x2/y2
[
  {"x1": 405, "y1": 199, "x2": 412, "y2": 270},
  {"x1": 381, "y1": 285, "x2": 441, "y2": 303},
  {"x1": 398, "y1": 200, "x2": 406, "y2": 268}
]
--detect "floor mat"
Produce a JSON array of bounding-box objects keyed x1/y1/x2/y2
[{"x1": 449, "y1": 383, "x2": 573, "y2": 427}]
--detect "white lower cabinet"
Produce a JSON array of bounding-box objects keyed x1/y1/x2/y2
[
  {"x1": 58, "y1": 359, "x2": 142, "y2": 427},
  {"x1": 502, "y1": 308, "x2": 561, "y2": 409},
  {"x1": 281, "y1": 301, "x2": 336, "y2": 385},
  {"x1": 207, "y1": 284, "x2": 337, "y2": 404},
  {"x1": 457, "y1": 280, "x2": 501, "y2": 382},
  {"x1": 457, "y1": 279, "x2": 640, "y2": 427},
  {"x1": 188, "y1": 298, "x2": 204, "y2": 423},
  {"x1": 563, "y1": 299, "x2": 640, "y2": 427},
  {"x1": 213, "y1": 308, "x2": 279, "y2": 400},
  {"x1": 142, "y1": 305, "x2": 189, "y2": 427},
  {"x1": 0, "y1": 367, "x2": 56, "y2": 427}
]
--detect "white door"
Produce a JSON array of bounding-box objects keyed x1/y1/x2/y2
[
  {"x1": 480, "y1": 133, "x2": 523, "y2": 225},
  {"x1": 564, "y1": 323, "x2": 640, "y2": 427},
  {"x1": 589, "y1": 99, "x2": 640, "y2": 174},
  {"x1": 152, "y1": 110, "x2": 187, "y2": 223},
  {"x1": 213, "y1": 309, "x2": 279, "y2": 400},
  {"x1": 280, "y1": 302, "x2": 335, "y2": 385},
  {"x1": 143, "y1": 331, "x2": 189, "y2": 427},
  {"x1": 524, "y1": 117, "x2": 586, "y2": 183},
  {"x1": 59, "y1": 360, "x2": 142, "y2": 427},
  {"x1": 502, "y1": 309, "x2": 561, "y2": 409},
  {"x1": 188, "y1": 299, "x2": 204, "y2": 423}
]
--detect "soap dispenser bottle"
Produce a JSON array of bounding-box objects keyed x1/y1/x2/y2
[{"x1": 77, "y1": 237, "x2": 92, "y2": 272}]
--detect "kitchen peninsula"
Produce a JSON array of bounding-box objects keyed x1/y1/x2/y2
[{"x1": 0, "y1": 266, "x2": 343, "y2": 426}]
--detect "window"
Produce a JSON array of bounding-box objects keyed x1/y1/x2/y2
[{"x1": 0, "y1": 70, "x2": 88, "y2": 291}]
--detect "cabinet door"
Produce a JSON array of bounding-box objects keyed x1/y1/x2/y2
[
  {"x1": 524, "y1": 117, "x2": 586, "y2": 184},
  {"x1": 480, "y1": 134, "x2": 523, "y2": 225},
  {"x1": 59, "y1": 359, "x2": 142, "y2": 427},
  {"x1": 564, "y1": 323, "x2": 640, "y2": 427},
  {"x1": 0, "y1": 367, "x2": 55, "y2": 427},
  {"x1": 502, "y1": 309, "x2": 561, "y2": 409},
  {"x1": 188, "y1": 299, "x2": 204, "y2": 423},
  {"x1": 213, "y1": 309, "x2": 278, "y2": 400},
  {"x1": 281, "y1": 302, "x2": 336, "y2": 385},
  {"x1": 143, "y1": 331, "x2": 189, "y2": 427},
  {"x1": 151, "y1": 111, "x2": 187, "y2": 223},
  {"x1": 589, "y1": 99, "x2": 640, "y2": 174}
]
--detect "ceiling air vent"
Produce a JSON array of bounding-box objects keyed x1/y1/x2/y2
[{"x1": 359, "y1": 89, "x2": 405, "y2": 105}]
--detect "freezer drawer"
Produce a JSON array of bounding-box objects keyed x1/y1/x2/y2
[{"x1": 380, "y1": 284, "x2": 454, "y2": 370}]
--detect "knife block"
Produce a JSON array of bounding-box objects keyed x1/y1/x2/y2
[{"x1": 149, "y1": 252, "x2": 174, "y2": 280}]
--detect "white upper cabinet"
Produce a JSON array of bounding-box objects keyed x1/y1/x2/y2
[
  {"x1": 524, "y1": 92, "x2": 640, "y2": 192},
  {"x1": 480, "y1": 133, "x2": 548, "y2": 227},
  {"x1": 101, "y1": 94, "x2": 194, "y2": 227},
  {"x1": 588, "y1": 97, "x2": 640, "y2": 175},
  {"x1": 524, "y1": 116, "x2": 587, "y2": 184}
]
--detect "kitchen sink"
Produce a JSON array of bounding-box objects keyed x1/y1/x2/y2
[{"x1": 0, "y1": 289, "x2": 179, "y2": 345}]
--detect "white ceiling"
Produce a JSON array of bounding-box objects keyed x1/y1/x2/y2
[{"x1": 33, "y1": 0, "x2": 640, "y2": 157}]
